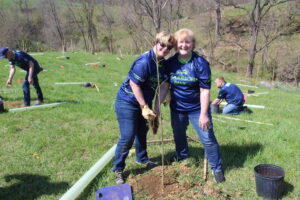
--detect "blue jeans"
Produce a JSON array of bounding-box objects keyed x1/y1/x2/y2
[
  {"x1": 113, "y1": 99, "x2": 150, "y2": 172},
  {"x1": 222, "y1": 104, "x2": 243, "y2": 115},
  {"x1": 23, "y1": 72, "x2": 43, "y2": 106},
  {"x1": 171, "y1": 109, "x2": 223, "y2": 173}
]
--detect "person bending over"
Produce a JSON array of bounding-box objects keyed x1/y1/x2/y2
[
  {"x1": 212, "y1": 77, "x2": 245, "y2": 115},
  {"x1": 0, "y1": 47, "x2": 44, "y2": 106}
]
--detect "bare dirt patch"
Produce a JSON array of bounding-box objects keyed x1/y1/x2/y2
[
  {"x1": 4, "y1": 101, "x2": 24, "y2": 109},
  {"x1": 127, "y1": 163, "x2": 228, "y2": 199}
]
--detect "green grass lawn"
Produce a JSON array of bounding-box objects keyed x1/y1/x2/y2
[{"x1": 0, "y1": 52, "x2": 299, "y2": 200}]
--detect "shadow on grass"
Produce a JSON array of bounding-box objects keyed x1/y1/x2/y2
[
  {"x1": 282, "y1": 181, "x2": 294, "y2": 197},
  {"x1": 221, "y1": 143, "x2": 262, "y2": 171},
  {"x1": 0, "y1": 173, "x2": 69, "y2": 200},
  {"x1": 145, "y1": 142, "x2": 263, "y2": 173}
]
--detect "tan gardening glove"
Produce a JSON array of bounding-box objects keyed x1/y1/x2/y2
[{"x1": 141, "y1": 105, "x2": 156, "y2": 120}]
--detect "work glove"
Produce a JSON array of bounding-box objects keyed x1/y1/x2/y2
[
  {"x1": 149, "y1": 116, "x2": 159, "y2": 135},
  {"x1": 141, "y1": 105, "x2": 156, "y2": 120}
]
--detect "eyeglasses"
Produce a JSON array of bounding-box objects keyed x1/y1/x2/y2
[{"x1": 159, "y1": 42, "x2": 173, "y2": 50}]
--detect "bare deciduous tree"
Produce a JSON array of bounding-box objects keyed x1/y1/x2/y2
[
  {"x1": 133, "y1": 0, "x2": 169, "y2": 34},
  {"x1": 80, "y1": 0, "x2": 98, "y2": 54},
  {"x1": 67, "y1": 2, "x2": 88, "y2": 51},
  {"x1": 225, "y1": 0, "x2": 297, "y2": 77},
  {"x1": 101, "y1": 3, "x2": 115, "y2": 53},
  {"x1": 165, "y1": 0, "x2": 182, "y2": 32},
  {"x1": 214, "y1": 0, "x2": 222, "y2": 38},
  {"x1": 43, "y1": 0, "x2": 67, "y2": 52}
]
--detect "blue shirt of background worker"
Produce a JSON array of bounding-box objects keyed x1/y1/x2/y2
[
  {"x1": 8, "y1": 50, "x2": 43, "y2": 73},
  {"x1": 165, "y1": 51, "x2": 211, "y2": 113},
  {"x1": 117, "y1": 49, "x2": 168, "y2": 106},
  {"x1": 212, "y1": 77, "x2": 244, "y2": 115},
  {"x1": 0, "y1": 47, "x2": 44, "y2": 106}
]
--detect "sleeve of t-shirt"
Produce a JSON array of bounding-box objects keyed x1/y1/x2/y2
[
  {"x1": 217, "y1": 89, "x2": 226, "y2": 99},
  {"x1": 128, "y1": 57, "x2": 149, "y2": 86},
  {"x1": 195, "y1": 57, "x2": 211, "y2": 89},
  {"x1": 9, "y1": 60, "x2": 15, "y2": 65}
]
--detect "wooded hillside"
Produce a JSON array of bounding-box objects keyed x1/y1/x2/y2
[{"x1": 0, "y1": 0, "x2": 299, "y2": 83}]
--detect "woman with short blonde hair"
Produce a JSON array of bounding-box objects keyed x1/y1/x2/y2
[{"x1": 160, "y1": 28, "x2": 225, "y2": 182}]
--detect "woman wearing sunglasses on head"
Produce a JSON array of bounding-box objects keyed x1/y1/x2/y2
[{"x1": 113, "y1": 31, "x2": 175, "y2": 185}]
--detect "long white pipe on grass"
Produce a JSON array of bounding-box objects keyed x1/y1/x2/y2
[
  {"x1": 60, "y1": 144, "x2": 117, "y2": 200},
  {"x1": 220, "y1": 102, "x2": 265, "y2": 109},
  {"x1": 29, "y1": 53, "x2": 44, "y2": 56},
  {"x1": 236, "y1": 83, "x2": 259, "y2": 88},
  {"x1": 85, "y1": 62, "x2": 100, "y2": 65},
  {"x1": 8, "y1": 102, "x2": 67, "y2": 112},
  {"x1": 0, "y1": 89, "x2": 19, "y2": 93},
  {"x1": 247, "y1": 92, "x2": 269, "y2": 96},
  {"x1": 216, "y1": 116, "x2": 273, "y2": 126},
  {"x1": 54, "y1": 82, "x2": 87, "y2": 85}
]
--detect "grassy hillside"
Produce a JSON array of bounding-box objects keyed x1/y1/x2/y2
[{"x1": 0, "y1": 52, "x2": 299, "y2": 199}]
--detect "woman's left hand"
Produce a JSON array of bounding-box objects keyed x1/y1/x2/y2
[{"x1": 199, "y1": 113, "x2": 210, "y2": 131}]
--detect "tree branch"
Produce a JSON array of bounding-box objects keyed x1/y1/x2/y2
[
  {"x1": 220, "y1": 39, "x2": 248, "y2": 52},
  {"x1": 256, "y1": 32, "x2": 290, "y2": 53}
]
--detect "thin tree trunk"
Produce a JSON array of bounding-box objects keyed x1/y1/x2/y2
[
  {"x1": 67, "y1": 3, "x2": 88, "y2": 52},
  {"x1": 247, "y1": 29, "x2": 258, "y2": 77},
  {"x1": 246, "y1": 0, "x2": 260, "y2": 77},
  {"x1": 47, "y1": 0, "x2": 67, "y2": 52},
  {"x1": 215, "y1": 0, "x2": 221, "y2": 38}
]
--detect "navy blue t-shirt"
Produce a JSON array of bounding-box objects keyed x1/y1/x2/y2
[
  {"x1": 117, "y1": 49, "x2": 168, "y2": 106},
  {"x1": 165, "y1": 51, "x2": 211, "y2": 112},
  {"x1": 218, "y1": 82, "x2": 244, "y2": 106},
  {"x1": 8, "y1": 50, "x2": 42, "y2": 72}
]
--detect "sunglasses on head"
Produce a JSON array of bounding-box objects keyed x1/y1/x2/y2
[{"x1": 159, "y1": 42, "x2": 173, "y2": 50}]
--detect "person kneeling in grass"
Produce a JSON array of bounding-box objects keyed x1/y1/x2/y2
[{"x1": 212, "y1": 77, "x2": 245, "y2": 115}]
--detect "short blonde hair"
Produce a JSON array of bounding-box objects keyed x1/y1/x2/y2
[
  {"x1": 174, "y1": 28, "x2": 196, "y2": 50},
  {"x1": 155, "y1": 31, "x2": 175, "y2": 46},
  {"x1": 216, "y1": 77, "x2": 225, "y2": 82}
]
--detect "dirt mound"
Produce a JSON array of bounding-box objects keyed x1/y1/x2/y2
[{"x1": 127, "y1": 163, "x2": 227, "y2": 199}]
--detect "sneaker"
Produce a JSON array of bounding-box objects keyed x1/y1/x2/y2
[
  {"x1": 213, "y1": 171, "x2": 225, "y2": 183},
  {"x1": 136, "y1": 160, "x2": 158, "y2": 168},
  {"x1": 35, "y1": 100, "x2": 43, "y2": 106},
  {"x1": 115, "y1": 170, "x2": 124, "y2": 185}
]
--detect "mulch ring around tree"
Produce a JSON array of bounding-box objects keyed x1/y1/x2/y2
[
  {"x1": 4, "y1": 101, "x2": 24, "y2": 109},
  {"x1": 127, "y1": 162, "x2": 230, "y2": 199}
]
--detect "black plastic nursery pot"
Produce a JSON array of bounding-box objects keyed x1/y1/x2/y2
[
  {"x1": 210, "y1": 104, "x2": 219, "y2": 114},
  {"x1": 0, "y1": 98, "x2": 4, "y2": 113},
  {"x1": 254, "y1": 164, "x2": 285, "y2": 200}
]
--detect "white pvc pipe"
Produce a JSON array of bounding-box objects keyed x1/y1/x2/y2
[
  {"x1": 60, "y1": 144, "x2": 117, "y2": 200},
  {"x1": 247, "y1": 92, "x2": 269, "y2": 96},
  {"x1": 54, "y1": 82, "x2": 87, "y2": 85},
  {"x1": 244, "y1": 104, "x2": 265, "y2": 109},
  {"x1": 220, "y1": 102, "x2": 265, "y2": 109},
  {"x1": 236, "y1": 83, "x2": 259, "y2": 88},
  {"x1": 8, "y1": 102, "x2": 67, "y2": 112},
  {"x1": 217, "y1": 116, "x2": 273, "y2": 126},
  {"x1": 85, "y1": 62, "x2": 100, "y2": 65},
  {"x1": 0, "y1": 89, "x2": 18, "y2": 93},
  {"x1": 29, "y1": 53, "x2": 44, "y2": 56}
]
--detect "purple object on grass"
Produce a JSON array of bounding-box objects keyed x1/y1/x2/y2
[{"x1": 96, "y1": 184, "x2": 132, "y2": 200}]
